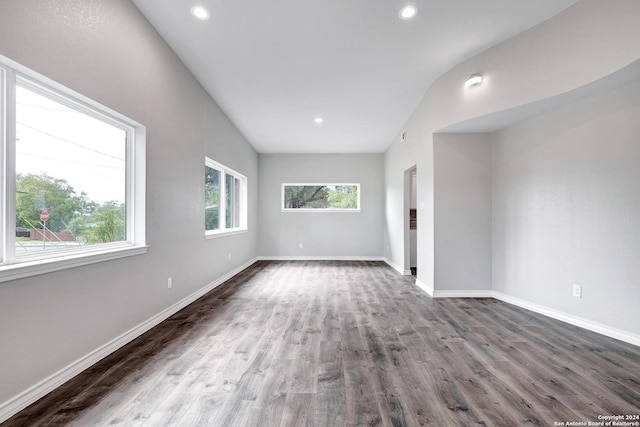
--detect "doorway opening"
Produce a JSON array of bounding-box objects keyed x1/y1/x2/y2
[{"x1": 404, "y1": 166, "x2": 417, "y2": 276}]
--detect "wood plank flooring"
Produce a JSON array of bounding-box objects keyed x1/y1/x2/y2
[{"x1": 3, "y1": 260, "x2": 640, "y2": 426}]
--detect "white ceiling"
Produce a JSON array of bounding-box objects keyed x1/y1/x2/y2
[{"x1": 131, "y1": 0, "x2": 578, "y2": 154}]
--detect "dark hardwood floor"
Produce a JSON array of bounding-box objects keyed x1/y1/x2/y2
[{"x1": 3, "y1": 260, "x2": 640, "y2": 426}]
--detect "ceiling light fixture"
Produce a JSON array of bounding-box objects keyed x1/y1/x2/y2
[
  {"x1": 464, "y1": 73, "x2": 483, "y2": 88},
  {"x1": 399, "y1": 5, "x2": 418, "y2": 20},
  {"x1": 314, "y1": 117, "x2": 324, "y2": 124},
  {"x1": 191, "y1": 5, "x2": 211, "y2": 20}
]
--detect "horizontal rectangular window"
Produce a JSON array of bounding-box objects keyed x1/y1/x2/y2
[
  {"x1": 282, "y1": 184, "x2": 360, "y2": 212},
  {"x1": 205, "y1": 158, "x2": 247, "y2": 237},
  {"x1": 0, "y1": 54, "x2": 146, "y2": 282}
]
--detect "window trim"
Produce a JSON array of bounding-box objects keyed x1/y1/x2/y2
[
  {"x1": 204, "y1": 157, "x2": 247, "y2": 238},
  {"x1": 0, "y1": 54, "x2": 147, "y2": 283},
  {"x1": 281, "y1": 183, "x2": 361, "y2": 212}
]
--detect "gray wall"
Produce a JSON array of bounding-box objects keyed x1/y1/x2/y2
[
  {"x1": 433, "y1": 133, "x2": 492, "y2": 293},
  {"x1": 385, "y1": 0, "x2": 640, "y2": 340},
  {"x1": 492, "y1": 79, "x2": 640, "y2": 336},
  {"x1": 258, "y1": 154, "x2": 384, "y2": 258},
  {"x1": 0, "y1": 0, "x2": 258, "y2": 412},
  {"x1": 384, "y1": 0, "x2": 640, "y2": 295}
]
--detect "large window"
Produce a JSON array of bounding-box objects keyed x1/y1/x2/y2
[
  {"x1": 205, "y1": 158, "x2": 246, "y2": 236},
  {"x1": 0, "y1": 55, "x2": 146, "y2": 282},
  {"x1": 282, "y1": 184, "x2": 360, "y2": 211}
]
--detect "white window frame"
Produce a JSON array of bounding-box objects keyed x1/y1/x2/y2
[
  {"x1": 0, "y1": 54, "x2": 147, "y2": 283},
  {"x1": 205, "y1": 157, "x2": 247, "y2": 238},
  {"x1": 281, "y1": 183, "x2": 361, "y2": 212}
]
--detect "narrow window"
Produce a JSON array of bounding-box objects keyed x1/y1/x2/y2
[
  {"x1": 282, "y1": 184, "x2": 360, "y2": 212},
  {"x1": 205, "y1": 158, "x2": 247, "y2": 237},
  {"x1": 205, "y1": 165, "x2": 221, "y2": 231}
]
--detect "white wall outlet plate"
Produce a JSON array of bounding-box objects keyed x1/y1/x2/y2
[{"x1": 572, "y1": 284, "x2": 581, "y2": 298}]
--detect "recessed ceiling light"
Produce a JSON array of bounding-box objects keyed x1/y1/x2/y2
[
  {"x1": 314, "y1": 117, "x2": 324, "y2": 124},
  {"x1": 464, "y1": 73, "x2": 483, "y2": 88},
  {"x1": 399, "y1": 5, "x2": 418, "y2": 20},
  {"x1": 191, "y1": 5, "x2": 211, "y2": 20}
]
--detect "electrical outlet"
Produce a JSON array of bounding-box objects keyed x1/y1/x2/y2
[
  {"x1": 299, "y1": 243, "x2": 303, "y2": 249},
  {"x1": 228, "y1": 254, "x2": 231, "y2": 262},
  {"x1": 572, "y1": 284, "x2": 581, "y2": 298},
  {"x1": 168, "y1": 277, "x2": 172, "y2": 289}
]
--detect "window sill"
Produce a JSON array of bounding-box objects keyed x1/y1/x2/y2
[
  {"x1": 281, "y1": 209, "x2": 361, "y2": 213},
  {"x1": 205, "y1": 228, "x2": 248, "y2": 239},
  {"x1": 0, "y1": 245, "x2": 149, "y2": 283}
]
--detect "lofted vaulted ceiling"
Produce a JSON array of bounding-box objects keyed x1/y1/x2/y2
[{"x1": 131, "y1": 0, "x2": 578, "y2": 153}]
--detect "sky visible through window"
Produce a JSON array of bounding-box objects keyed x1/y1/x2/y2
[{"x1": 16, "y1": 85, "x2": 126, "y2": 205}]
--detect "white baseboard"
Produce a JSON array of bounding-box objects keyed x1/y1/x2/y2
[
  {"x1": 411, "y1": 285, "x2": 639, "y2": 347},
  {"x1": 432, "y1": 290, "x2": 493, "y2": 298},
  {"x1": 0, "y1": 257, "x2": 259, "y2": 424},
  {"x1": 383, "y1": 258, "x2": 412, "y2": 276},
  {"x1": 414, "y1": 278, "x2": 434, "y2": 297},
  {"x1": 258, "y1": 255, "x2": 384, "y2": 261},
  {"x1": 492, "y1": 291, "x2": 640, "y2": 347}
]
